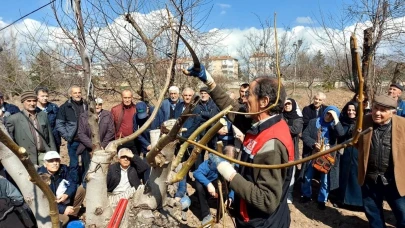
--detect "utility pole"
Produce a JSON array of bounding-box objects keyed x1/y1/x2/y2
[{"x1": 293, "y1": 39, "x2": 302, "y2": 94}]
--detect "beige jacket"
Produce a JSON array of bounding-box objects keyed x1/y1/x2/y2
[{"x1": 356, "y1": 114, "x2": 405, "y2": 196}]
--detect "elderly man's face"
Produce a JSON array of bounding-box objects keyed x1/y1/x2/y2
[
  {"x1": 313, "y1": 95, "x2": 324, "y2": 108},
  {"x1": 246, "y1": 81, "x2": 260, "y2": 119},
  {"x1": 372, "y1": 103, "x2": 393, "y2": 125},
  {"x1": 119, "y1": 156, "x2": 131, "y2": 169},
  {"x1": 23, "y1": 99, "x2": 37, "y2": 112},
  {"x1": 170, "y1": 91, "x2": 179, "y2": 102},
  {"x1": 95, "y1": 103, "x2": 103, "y2": 113},
  {"x1": 182, "y1": 91, "x2": 194, "y2": 104},
  {"x1": 70, "y1": 87, "x2": 82, "y2": 102},
  {"x1": 200, "y1": 91, "x2": 210, "y2": 102},
  {"x1": 388, "y1": 86, "x2": 402, "y2": 99},
  {"x1": 45, "y1": 158, "x2": 61, "y2": 174},
  {"x1": 121, "y1": 91, "x2": 133, "y2": 106}
]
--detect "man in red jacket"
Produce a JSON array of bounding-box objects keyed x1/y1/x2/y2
[
  {"x1": 111, "y1": 90, "x2": 138, "y2": 155},
  {"x1": 186, "y1": 65, "x2": 293, "y2": 228}
]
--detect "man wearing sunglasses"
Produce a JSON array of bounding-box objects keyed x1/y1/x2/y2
[
  {"x1": 37, "y1": 151, "x2": 85, "y2": 226},
  {"x1": 107, "y1": 148, "x2": 149, "y2": 195}
]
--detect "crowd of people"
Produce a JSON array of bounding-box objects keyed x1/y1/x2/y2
[{"x1": 0, "y1": 67, "x2": 404, "y2": 227}]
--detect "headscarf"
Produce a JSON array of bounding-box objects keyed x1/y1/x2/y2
[
  {"x1": 282, "y1": 98, "x2": 301, "y2": 126},
  {"x1": 339, "y1": 101, "x2": 358, "y2": 137},
  {"x1": 315, "y1": 106, "x2": 341, "y2": 144},
  {"x1": 339, "y1": 101, "x2": 358, "y2": 126}
]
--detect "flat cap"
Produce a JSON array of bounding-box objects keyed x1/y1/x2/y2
[
  {"x1": 373, "y1": 94, "x2": 397, "y2": 109},
  {"x1": 199, "y1": 87, "x2": 209, "y2": 92},
  {"x1": 390, "y1": 83, "x2": 404, "y2": 91}
]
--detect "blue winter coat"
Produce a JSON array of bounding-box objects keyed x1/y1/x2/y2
[
  {"x1": 133, "y1": 106, "x2": 164, "y2": 153},
  {"x1": 37, "y1": 165, "x2": 79, "y2": 214},
  {"x1": 396, "y1": 99, "x2": 405, "y2": 117},
  {"x1": 197, "y1": 99, "x2": 219, "y2": 121},
  {"x1": 194, "y1": 158, "x2": 234, "y2": 201},
  {"x1": 217, "y1": 118, "x2": 235, "y2": 146},
  {"x1": 196, "y1": 99, "x2": 219, "y2": 147},
  {"x1": 173, "y1": 101, "x2": 202, "y2": 139},
  {"x1": 300, "y1": 118, "x2": 345, "y2": 190},
  {"x1": 36, "y1": 102, "x2": 61, "y2": 147},
  {"x1": 2, "y1": 102, "x2": 20, "y2": 116},
  {"x1": 160, "y1": 98, "x2": 182, "y2": 121}
]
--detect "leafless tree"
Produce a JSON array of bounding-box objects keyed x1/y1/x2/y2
[
  {"x1": 314, "y1": 0, "x2": 405, "y2": 99},
  {"x1": 236, "y1": 16, "x2": 296, "y2": 81}
]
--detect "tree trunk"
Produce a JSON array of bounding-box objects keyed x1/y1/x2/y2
[
  {"x1": 132, "y1": 142, "x2": 177, "y2": 210},
  {"x1": 85, "y1": 149, "x2": 114, "y2": 227},
  {"x1": 0, "y1": 123, "x2": 52, "y2": 227},
  {"x1": 363, "y1": 28, "x2": 374, "y2": 100},
  {"x1": 350, "y1": 39, "x2": 359, "y2": 92}
]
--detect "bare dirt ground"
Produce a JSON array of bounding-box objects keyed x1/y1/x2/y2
[
  {"x1": 174, "y1": 87, "x2": 395, "y2": 228},
  {"x1": 7, "y1": 86, "x2": 396, "y2": 227}
]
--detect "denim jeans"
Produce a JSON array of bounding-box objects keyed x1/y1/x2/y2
[
  {"x1": 175, "y1": 176, "x2": 187, "y2": 198},
  {"x1": 68, "y1": 141, "x2": 80, "y2": 169},
  {"x1": 301, "y1": 161, "x2": 329, "y2": 202},
  {"x1": 362, "y1": 178, "x2": 405, "y2": 228}
]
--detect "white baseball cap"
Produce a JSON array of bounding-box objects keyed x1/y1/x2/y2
[
  {"x1": 43, "y1": 151, "x2": 61, "y2": 161},
  {"x1": 118, "y1": 148, "x2": 134, "y2": 158},
  {"x1": 95, "y1": 97, "x2": 103, "y2": 104}
]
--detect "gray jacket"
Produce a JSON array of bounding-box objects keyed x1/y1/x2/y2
[{"x1": 6, "y1": 111, "x2": 56, "y2": 165}]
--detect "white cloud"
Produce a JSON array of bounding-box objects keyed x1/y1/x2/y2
[
  {"x1": 0, "y1": 10, "x2": 404, "y2": 65},
  {"x1": 217, "y1": 3, "x2": 231, "y2": 15},
  {"x1": 218, "y1": 3, "x2": 231, "y2": 9},
  {"x1": 296, "y1": 17, "x2": 314, "y2": 24}
]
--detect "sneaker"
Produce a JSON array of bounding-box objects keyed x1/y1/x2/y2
[
  {"x1": 300, "y1": 196, "x2": 312, "y2": 203},
  {"x1": 317, "y1": 202, "x2": 326, "y2": 210},
  {"x1": 201, "y1": 214, "x2": 213, "y2": 226},
  {"x1": 181, "y1": 211, "x2": 187, "y2": 221},
  {"x1": 287, "y1": 198, "x2": 293, "y2": 204}
]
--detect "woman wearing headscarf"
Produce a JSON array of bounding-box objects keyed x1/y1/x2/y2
[
  {"x1": 282, "y1": 98, "x2": 304, "y2": 203},
  {"x1": 338, "y1": 101, "x2": 363, "y2": 208},
  {"x1": 300, "y1": 106, "x2": 345, "y2": 209}
]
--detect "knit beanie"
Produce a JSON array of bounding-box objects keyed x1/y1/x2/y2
[{"x1": 20, "y1": 91, "x2": 37, "y2": 103}]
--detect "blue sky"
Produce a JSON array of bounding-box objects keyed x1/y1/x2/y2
[
  {"x1": 207, "y1": 0, "x2": 351, "y2": 29},
  {"x1": 6, "y1": 0, "x2": 390, "y2": 61},
  {"x1": 0, "y1": 0, "x2": 352, "y2": 30}
]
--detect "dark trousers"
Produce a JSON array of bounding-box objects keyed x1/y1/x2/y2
[
  {"x1": 68, "y1": 141, "x2": 80, "y2": 169},
  {"x1": 195, "y1": 179, "x2": 217, "y2": 220},
  {"x1": 195, "y1": 179, "x2": 228, "y2": 220},
  {"x1": 81, "y1": 149, "x2": 91, "y2": 188},
  {"x1": 142, "y1": 155, "x2": 151, "y2": 183},
  {"x1": 362, "y1": 178, "x2": 405, "y2": 228}
]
